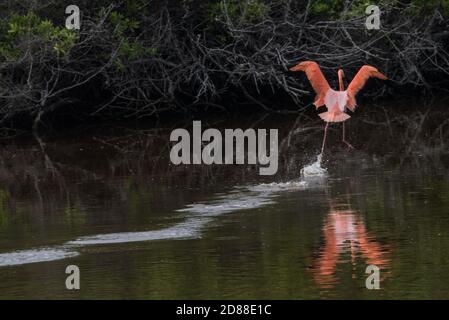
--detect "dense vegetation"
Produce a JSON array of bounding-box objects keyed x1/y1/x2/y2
[{"x1": 0, "y1": 0, "x2": 449, "y2": 129}]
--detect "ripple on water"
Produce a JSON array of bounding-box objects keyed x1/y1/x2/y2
[
  {"x1": 67, "y1": 219, "x2": 203, "y2": 245},
  {"x1": 0, "y1": 247, "x2": 79, "y2": 267},
  {"x1": 69, "y1": 191, "x2": 277, "y2": 245},
  {"x1": 0, "y1": 172, "x2": 322, "y2": 266}
]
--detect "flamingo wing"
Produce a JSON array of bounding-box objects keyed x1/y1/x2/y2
[
  {"x1": 346, "y1": 65, "x2": 387, "y2": 111},
  {"x1": 290, "y1": 61, "x2": 331, "y2": 108}
]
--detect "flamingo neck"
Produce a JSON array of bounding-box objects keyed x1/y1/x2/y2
[{"x1": 338, "y1": 70, "x2": 344, "y2": 91}]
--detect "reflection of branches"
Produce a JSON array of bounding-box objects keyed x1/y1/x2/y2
[
  {"x1": 0, "y1": 106, "x2": 447, "y2": 225},
  {"x1": 355, "y1": 100, "x2": 449, "y2": 171},
  {"x1": 33, "y1": 132, "x2": 56, "y2": 171},
  {"x1": 32, "y1": 132, "x2": 71, "y2": 208}
]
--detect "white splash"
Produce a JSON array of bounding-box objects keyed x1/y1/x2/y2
[
  {"x1": 247, "y1": 180, "x2": 308, "y2": 192},
  {"x1": 301, "y1": 153, "x2": 327, "y2": 177}
]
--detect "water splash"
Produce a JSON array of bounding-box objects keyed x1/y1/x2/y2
[
  {"x1": 247, "y1": 180, "x2": 308, "y2": 192},
  {"x1": 301, "y1": 153, "x2": 327, "y2": 177}
]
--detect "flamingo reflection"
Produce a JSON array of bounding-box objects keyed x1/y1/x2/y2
[{"x1": 312, "y1": 202, "x2": 390, "y2": 288}]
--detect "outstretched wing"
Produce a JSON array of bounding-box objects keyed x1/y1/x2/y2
[
  {"x1": 290, "y1": 61, "x2": 330, "y2": 108},
  {"x1": 346, "y1": 65, "x2": 387, "y2": 111}
]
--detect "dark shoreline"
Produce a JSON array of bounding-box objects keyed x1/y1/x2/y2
[{"x1": 1, "y1": 93, "x2": 447, "y2": 135}]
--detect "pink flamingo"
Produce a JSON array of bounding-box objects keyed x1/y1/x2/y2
[{"x1": 290, "y1": 61, "x2": 387, "y2": 152}]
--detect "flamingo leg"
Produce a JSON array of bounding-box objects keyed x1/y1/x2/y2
[
  {"x1": 342, "y1": 122, "x2": 354, "y2": 149},
  {"x1": 321, "y1": 122, "x2": 330, "y2": 154}
]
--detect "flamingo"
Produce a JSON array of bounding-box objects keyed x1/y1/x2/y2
[{"x1": 289, "y1": 61, "x2": 387, "y2": 153}]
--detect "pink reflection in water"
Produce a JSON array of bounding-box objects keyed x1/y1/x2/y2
[{"x1": 312, "y1": 203, "x2": 390, "y2": 289}]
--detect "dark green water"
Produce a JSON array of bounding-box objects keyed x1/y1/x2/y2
[{"x1": 0, "y1": 110, "x2": 448, "y2": 299}]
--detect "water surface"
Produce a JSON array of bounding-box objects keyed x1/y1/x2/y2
[{"x1": 0, "y1": 109, "x2": 448, "y2": 299}]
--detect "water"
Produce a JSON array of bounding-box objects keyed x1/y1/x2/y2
[
  {"x1": 0, "y1": 110, "x2": 448, "y2": 299},
  {"x1": 301, "y1": 153, "x2": 327, "y2": 177}
]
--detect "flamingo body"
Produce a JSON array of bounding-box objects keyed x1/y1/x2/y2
[
  {"x1": 290, "y1": 61, "x2": 387, "y2": 122},
  {"x1": 319, "y1": 89, "x2": 350, "y2": 122},
  {"x1": 290, "y1": 60, "x2": 387, "y2": 152}
]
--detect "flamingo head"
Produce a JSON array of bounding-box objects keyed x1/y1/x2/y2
[{"x1": 338, "y1": 69, "x2": 345, "y2": 78}]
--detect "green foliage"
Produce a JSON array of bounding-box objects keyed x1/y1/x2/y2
[
  {"x1": 108, "y1": 10, "x2": 157, "y2": 71},
  {"x1": 109, "y1": 11, "x2": 140, "y2": 35},
  {"x1": 346, "y1": 1, "x2": 378, "y2": 17},
  {"x1": 205, "y1": 0, "x2": 270, "y2": 45},
  {"x1": 207, "y1": 0, "x2": 270, "y2": 25},
  {"x1": 0, "y1": 12, "x2": 77, "y2": 58},
  {"x1": 411, "y1": 0, "x2": 449, "y2": 16},
  {"x1": 310, "y1": 0, "x2": 379, "y2": 19},
  {"x1": 310, "y1": 0, "x2": 345, "y2": 18},
  {"x1": 310, "y1": 0, "x2": 449, "y2": 18},
  {"x1": 242, "y1": 0, "x2": 270, "y2": 22},
  {"x1": 114, "y1": 41, "x2": 157, "y2": 71}
]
